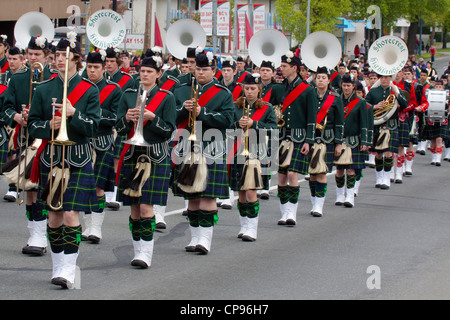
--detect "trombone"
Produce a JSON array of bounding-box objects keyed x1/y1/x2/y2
[
  {"x1": 48, "y1": 47, "x2": 75, "y2": 211},
  {"x1": 188, "y1": 77, "x2": 199, "y2": 142},
  {"x1": 15, "y1": 62, "x2": 45, "y2": 205}
]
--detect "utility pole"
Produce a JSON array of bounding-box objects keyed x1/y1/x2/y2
[{"x1": 144, "y1": 0, "x2": 153, "y2": 50}]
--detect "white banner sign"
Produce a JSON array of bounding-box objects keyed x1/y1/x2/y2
[
  {"x1": 117, "y1": 34, "x2": 144, "y2": 50},
  {"x1": 201, "y1": 1, "x2": 230, "y2": 36}
]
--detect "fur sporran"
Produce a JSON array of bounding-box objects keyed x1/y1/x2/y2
[
  {"x1": 375, "y1": 127, "x2": 390, "y2": 150},
  {"x1": 334, "y1": 142, "x2": 353, "y2": 165},
  {"x1": 40, "y1": 166, "x2": 71, "y2": 209},
  {"x1": 309, "y1": 143, "x2": 328, "y2": 174},
  {"x1": 239, "y1": 158, "x2": 263, "y2": 191},
  {"x1": 121, "y1": 154, "x2": 152, "y2": 197},
  {"x1": 278, "y1": 139, "x2": 294, "y2": 168},
  {"x1": 2, "y1": 147, "x2": 39, "y2": 190},
  {"x1": 177, "y1": 149, "x2": 208, "y2": 193}
]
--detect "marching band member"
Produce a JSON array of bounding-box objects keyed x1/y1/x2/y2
[
  {"x1": 82, "y1": 50, "x2": 122, "y2": 244},
  {"x1": 424, "y1": 79, "x2": 447, "y2": 166},
  {"x1": 27, "y1": 34, "x2": 101, "y2": 288},
  {"x1": 177, "y1": 47, "x2": 196, "y2": 87},
  {"x1": 277, "y1": 51, "x2": 318, "y2": 225},
  {"x1": 393, "y1": 67, "x2": 418, "y2": 181},
  {"x1": 414, "y1": 68, "x2": 432, "y2": 155},
  {"x1": 229, "y1": 73, "x2": 277, "y2": 240},
  {"x1": 172, "y1": 49, "x2": 234, "y2": 254},
  {"x1": 104, "y1": 47, "x2": 136, "y2": 210},
  {"x1": 235, "y1": 56, "x2": 250, "y2": 84},
  {"x1": 365, "y1": 74, "x2": 408, "y2": 190},
  {"x1": 2, "y1": 35, "x2": 57, "y2": 255},
  {"x1": 258, "y1": 60, "x2": 285, "y2": 200},
  {"x1": 0, "y1": 78, "x2": 8, "y2": 170},
  {"x1": 115, "y1": 56, "x2": 176, "y2": 268},
  {"x1": 309, "y1": 66, "x2": 344, "y2": 217},
  {"x1": 0, "y1": 35, "x2": 9, "y2": 74},
  {"x1": 335, "y1": 74, "x2": 369, "y2": 207}
]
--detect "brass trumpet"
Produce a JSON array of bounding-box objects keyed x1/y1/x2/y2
[
  {"x1": 240, "y1": 101, "x2": 251, "y2": 156},
  {"x1": 374, "y1": 93, "x2": 396, "y2": 117},
  {"x1": 188, "y1": 77, "x2": 199, "y2": 141},
  {"x1": 48, "y1": 47, "x2": 75, "y2": 211}
]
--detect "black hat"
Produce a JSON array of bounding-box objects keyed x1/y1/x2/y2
[
  {"x1": 281, "y1": 51, "x2": 301, "y2": 67},
  {"x1": 236, "y1": 56, "x2": 245, "y2": 62},
  {"x1": 435, "y1": 79, "x2": 444, "y2": 85},
  {"x1": 260, "y1": 60, "x2": 275, "y2": 70},
  {"x1": 186, "y1": 47, "x2": 196, "y2": 58},
  {"x1": 0, "y1": 34, "x2": 8, "y2": 45},
  {"x1": 8, "y1": 46, "x2": 21, "y2": 56},
  {"x1": 55, "y1": 32, "x2": 81, "y2": 54},
  {"x1": 181, "y1": 58, "x2": 188, "y2": 64},
  {"x1": 28, "y1": 35, "x2": 49, "y2": 50},
  {"x1": 140, "y1": 56, "x2": 162, "y2": 71},
  {"x1": 341, "y1": 74, "x2": 355, "y2": 84},
  {"x1": 242, "y1": 73, "x2": 261, "y2": 85},
  {"x1": 420, "y1": 67, "x2": 428, "y2": 74},
  {"x1": 316, "y1": 66, "x2": 329, "y2": 76},
  {"x1": 222, "y1": 56, "x2": 236, "y2": 69},
  {"x1": 402, "y1": 66, "x2": 413, "y2": 73},
  {"x1": 86, "y1": 50, "x2": 106, "y2": 64},
  {"x1": 195, "y1": 52, "x2": 214, "y2": 68},
  {"x1": 120, "y1": 50, "x2": 129, "y2": 57},
  {"x1": 145, "y1": 46, "x2": 163, "y2": 58},
  {"x1": 355, "y1": 82, "x2": 364, "y2": 91},
  {"x1": 106, "y1": 47, "x2": 119, "y2": 58}
]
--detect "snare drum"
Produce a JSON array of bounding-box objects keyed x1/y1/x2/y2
[{"x1": 426, "y1": 89, "x2": 449, "y2": 124}]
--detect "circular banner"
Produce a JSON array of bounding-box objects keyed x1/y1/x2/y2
[{"x1": 86, "y1": 9, "x2": 126, "y2": 49}]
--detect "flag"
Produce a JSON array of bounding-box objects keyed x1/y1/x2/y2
[
  {"x1": 154, "y1": 16, "x2": 163, "y2": 47},
  {"x1": 236, "y1": 12, "x2": 240, "y2": 50},
  {"x1": 245, "y1": 13, "x2": 253, "y2": 47}
]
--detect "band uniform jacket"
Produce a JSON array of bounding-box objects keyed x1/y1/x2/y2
[
  {"x1": 279, "y1": 75, "x2": 318, "y2": 145},
  {"x1": 28, "y1": 73, "x2": 101, "y2": 168},
  {"x1": 106, "y1": 68, "x2": 135, "y2": 92},
  {"x1": 365, "y1": 84, "x2": 408, "y2": 130},
  {"x1": 315, "y1": 89, "x2": 345, "y2": 145},
  {"x1": 261, "y1": 81, "x2": 284, "y2": 106},
  {"x1": 115, "y1": 84, "x2": 176, "y2": 163},
  {"x1": 173, "y1": 79, "x2": 234, "y2": 160},
  {"x1": 341, "y1": 92, "x2": 370, "y2": 147}
]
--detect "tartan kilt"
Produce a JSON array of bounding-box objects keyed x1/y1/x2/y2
[
  {"x1": 93, "y1": 147, "x2": 115, "y2": 192},
  {"x1": 278, "y1": 141, "x2": 309, "y2": 175},
  {"x1": 38, "y1": 162, "x2": 99, "y2": 213},
  {"x1": 0, "y1": 140, "x2": 9, "y2": 174},
  {"x1": 336, "y1": 145, "x2": 367, "y2": 170},
  {"x1": 398, "y1": 120, "x2": 411, "y2": 147},
  {"x1": 228, "y1": 161, "x2": 270, "y2": 192},
  {"x1": 423, "y1": 122, "x2": 449, "y2": 140},
  {"x1": 113, "y1": 135, "x2": 125, "y2": 159},
  {"x1": 373, "y1": 126, "x2": 399, "y2": 154},
  {"x1": 117, "y1": 148, "x2": 172, "y2": 206},
  {"x1": 171, "y1": 154, "x2": 230, "y2": 200}
]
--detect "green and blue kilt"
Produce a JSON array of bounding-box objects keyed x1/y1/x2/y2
[
  {"x1": 113, "y1": 135, "x2": 125, "y2": 159},
  {"x1": 0, "y1": 142, "x2": 9, "y2": 174},
  {"x1": 117, "y1": 147, "x2": 172, "y2": 206},
  {"x1": 171, "y1": 154, "x2": 230, "y2": 200},
  {"x1": 374, "y1": 127, "x2": 399, "y2": 154},
  {"x1": 39, "y1": 162, "x2": 99, "y2": 213},
  {"x1": 278, "y1": 141, "x2": 310, "y2": 175},
  {"x1": 398, "y1": 120, "x2": 411, "y2": 147},
  {"x1": 423, "y1": 122, "x2": 449, "y2": 140},
  {"x1": 228, "y1": 161, "x2": 270, "y2": 192},
  {"x1": 336, "y1": 145, "x2": 367, "y2": 170},
  {"x1": 323, "y1": 143, "x2": 335, "y2": 172},
  {"x1": 93, "y1": 147, "x2": 115, "y2": 192},
  {"x1": 408, "y1": 114, "x2": 419, "y2": 144}
]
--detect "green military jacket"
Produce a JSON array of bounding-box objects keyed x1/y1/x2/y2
[
  {"x1": 115, "y1": 84, "x2": 176, "y2": 163},
  {"x1": 315, "y1": 89, "x2": 345, "y2": 145},
  {"x1": 341, "y1": 92, "x2": 370, "y2": 147},
  {"x1": 177, "y1": 72, "x2": 193, "y2": 88},
  {"x1": 0, "y1": 84, "x2": 8, "y2": 144},
  {"x1": 91, "y1": 77, "x2": 122, "y2": 151},
  {"x1": 106, "y1": 68, "x2": 135, "y2": 92},
  {"x1": 234, "y1": 70, "x2": 250, "y2": 83},
  {"x1": 280, "y1": 76, "x2": 318, "y2": 145},
  {"x1": 28, "y1": 73, "x2": 100, "y2": 168},
  {"x1": 173, "y1": 79, "x2": 234, "y2": 160},
  {"x1": 261, "y1": 81, "x2": 284, "y2": 107},
  {"x1": 2, "y1": 65, "x2": 57, "y2": 127},
  {"x1": 365, "y1": 84, "x2": 408, "y2": 130},
  {"x1": 161, "y1": 66, "x2": 180, "y2": 84}
]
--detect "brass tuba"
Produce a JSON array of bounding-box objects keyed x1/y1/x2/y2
[{"x1": 300, "y1": 31, "x2": 342, "y2": 72}]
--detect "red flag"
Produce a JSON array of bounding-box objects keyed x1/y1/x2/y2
[
  {"x1": 236, "y1": 12, "x2": 240, "y2": 50},
  {"x1": 245, "y1": 13, "x2": 253, "y2": 47},
  {"x1": 154, "y1": 16, "x2": 163, "y2": 47}
]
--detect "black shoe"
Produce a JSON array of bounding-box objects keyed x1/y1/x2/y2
[
  {"x1": 87, "y1": 235, "x2": 101, "y2": 244},
  {"x1": 51, "y1": 277, "x2": 69, "y2": 289},
  {"x1": 22, "y1": 245, "x2": 46, "y2": 256},
  {"x1": 155, "y1": 222, "x2": 166, "y2": 229},
  {"x1": 405, "y1": 171, "x2": 412, "y2": 176},
  {"x1": 259, "y1": 192, "x2": 270, "y2": 200},
  {"x1": 131, "y1": 259, "x2": 149, "y2": 268},
  {"x1": 380, "y1": 184, "x2": 389, "y2": 190},
  {"x1": 107, "y1": 202, "x2": 120, "y2": 210},
  {"x1": 436, "y1": 162, "x2": 441, "y2": 166},
  {"x1": 285, "y1": 219, "x2": 296, "y2": 226},
  {"x1": 344, "y1": 202, "x2": 354, "y2": 208},
  {"x1": 194, "y1": 244, "x2": 209, "y2": 255},
  {"x1": 395, "y1": 179, "x2": 403, "y2": 184},
  {"x1": 430, "y1": 162, "x2": 436, "y2": 165},
  {"x1": 311, "y1": 211, "x2": 322, "y2": 217}
]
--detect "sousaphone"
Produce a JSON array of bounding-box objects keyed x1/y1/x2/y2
[
  {"x1": 248, "y1": 29, "x2": 289, "y2": 68},
  {"x1": 368, "y1": 35, "x2": 409, "y2": 126},
  {"x1": 86, "y1": 9, "x2": 126, "y2": 49},
  {"x1": 14, "y1": 12, "x2": 55, "y2": 49},
  {"x1": 166, "y1": 19, "x2": 206, "y2": 59},
  {"x1": 301, "y1": 31, "x2": 342, "y2": 71}
]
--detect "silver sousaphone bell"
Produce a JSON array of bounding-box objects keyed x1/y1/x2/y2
[
  {"x1": 165, "y1": 19, "x2": 206, "y2": 59},
  {"x1": 248, "y1": 29, "x2": 290, "y2": 68},
  {"x1": 301, "y1": 31, "x2": 342, "y2": 71}
]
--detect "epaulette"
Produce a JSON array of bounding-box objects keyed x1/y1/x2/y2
[
  {"x1": 159, "y1": 88, "x2": 174, "y2": 96},
  {"x1": 166, "y1": 75, "x2": 180, "y2": 84},
  {"x1": 106, "y1": 78, "x2": 122, "y2": 89},
  {"x1": 214, "y1": 83, "x2": 231, "y2": 94},
  {"x1": 82, "y1": 77, "x2": 96, "y2": 86},
  {"x1": 120, "y1": 70, "x2": 132, "y2": 77},
  {"x1": 36, "y1": 75, "x2": 57, "y2": 86},
  {"x1": 124, "y1": 88, "x2": 138, "y2": 94},
  {"x1": 329, "y1": 91, "x2": 340, "y2": 97}
]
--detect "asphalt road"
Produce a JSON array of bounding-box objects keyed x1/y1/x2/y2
[{"x1": 0, "y1": 53, "x2": 449, "y2": 303}]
